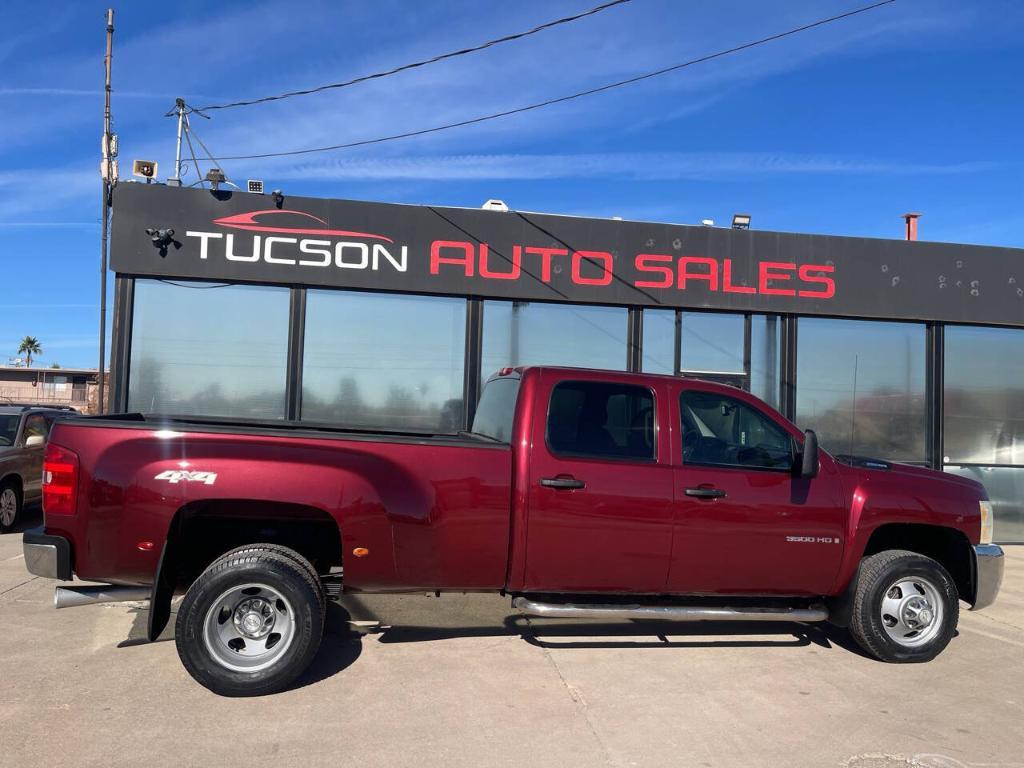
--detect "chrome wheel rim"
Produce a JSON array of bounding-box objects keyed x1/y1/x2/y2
[
  {"x1": 880, "y1": 575, "x2": 944, "y2": 647},
  {"x1": 202, "y1": 583, "x2": 296, "y2": 672},
  {"x1": 0, "y1": 488, "x2": 17, "y2": 527}
]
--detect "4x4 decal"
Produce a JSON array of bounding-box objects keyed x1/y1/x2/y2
[{"x1": 154, "y1": 469, "x2": 218, "y2": 485}]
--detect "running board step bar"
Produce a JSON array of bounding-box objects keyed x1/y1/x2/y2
[
  {"x1": 512, "y1": 596, "x2": 828, "y2": 622},
  {"x1": 55, "y1": 585, "x2": 150, "y2": 609}
]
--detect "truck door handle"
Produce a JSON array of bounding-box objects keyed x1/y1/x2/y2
[
  {"x1": 541, "y1": 477, "x2": 586, "y2": 490},
  {"x1": 685, "y1": 487, "x2": 726, "y2": 499}
]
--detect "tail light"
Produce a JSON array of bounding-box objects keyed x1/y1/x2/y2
[{"x1": 43, "y1": 443, "x2": 79, "y2": 516}]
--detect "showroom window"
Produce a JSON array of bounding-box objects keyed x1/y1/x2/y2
[
  {"x1": 944, "y1": 325, "x2": 1024, "y2": 543},
  {"x1": 128, "y1": 280, "x2": 290, "y2": 419},
  {"x1": 796, "y1": 318, "x2": 926, "y2": 462},
  {"x1": 641, "y1": 309, "x2": 781, "y2": 410},
  {"x1": 301, "y1": 290, "x2": 466, "y2": 432},
  {"x1": 481, "y1": 301, "x2": 628, "y2": 383},
  {"x1": 944, "y1": 325, "x2": 1024, "y2": 466}
]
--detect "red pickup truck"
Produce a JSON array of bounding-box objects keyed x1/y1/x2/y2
[{"x1": 23, "y1": 367, "x2": 1004, "y2": 696}]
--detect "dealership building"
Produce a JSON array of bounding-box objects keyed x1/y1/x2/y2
[{"x1": 109, "y1": 183, "x2": 1024, "y2": 542}]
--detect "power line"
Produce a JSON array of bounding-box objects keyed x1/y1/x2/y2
[
  {"x1": 193, "y1": 0, "x2": 634, "y2": 112},
  {"x1": 210, "y1": 0, "x2": 897, "y2": 162}
]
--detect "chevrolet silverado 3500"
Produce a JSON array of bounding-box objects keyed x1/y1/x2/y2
[{"x1": 23, "y1": 367, "x2": 1004, "y2": 696}]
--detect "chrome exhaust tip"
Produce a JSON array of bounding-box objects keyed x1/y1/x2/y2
[{"x1": 54, "y1": 585, "x2": 151, "y2": 609}]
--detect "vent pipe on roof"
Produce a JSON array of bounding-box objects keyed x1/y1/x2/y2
[{"x1": 902, "y1": 212, "x2": 921, "y2": 241}]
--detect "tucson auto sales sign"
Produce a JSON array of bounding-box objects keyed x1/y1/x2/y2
[{"x1": 111, "y1": 184, "x2": 1024, "y2": 325}]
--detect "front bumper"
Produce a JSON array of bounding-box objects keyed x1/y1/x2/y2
[
  {"x1": 971, "y1": 543, "x2": 1004, "y2": 611},
  {"x1": 23, "y1": 528, "x2": 72, "y2": 581}
]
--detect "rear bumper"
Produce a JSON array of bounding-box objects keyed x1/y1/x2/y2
[
  {"x1": 971, "y1": 544, "x2": 1004, "y2": 611},
  {"x1": 23, "y1": 528, "x2": 72, "y2": 581}
]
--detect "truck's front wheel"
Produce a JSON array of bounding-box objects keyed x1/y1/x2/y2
[
  {"x1": 175, "y1": 546, "x2": 324, "y2": 696},
  {"x1": 849, "y1": 549, "x2": 958, "y2": 663}
]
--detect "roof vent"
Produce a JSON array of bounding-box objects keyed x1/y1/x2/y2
[{"x1": 482, "y1": 199, "x2": 509, "y2": 212}]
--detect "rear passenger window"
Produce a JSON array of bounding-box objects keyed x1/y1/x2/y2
[{"x1": 547, "y1": 381, "x2": 655, "y2": 461}]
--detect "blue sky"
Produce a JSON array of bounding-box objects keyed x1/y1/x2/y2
[{"x1": 1, "y1": 0, "x2": 1022, "y2": 369}]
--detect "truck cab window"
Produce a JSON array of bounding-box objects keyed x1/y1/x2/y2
[
  {"x1": 547, "y1": 382, "x2": 655, "y2": 461},
  {"x1": 681, "y1": 390, "x2": 793, "y2": 471},
  {"x1": 472, "y1": 377, "x2": 521, "y2": 442}
]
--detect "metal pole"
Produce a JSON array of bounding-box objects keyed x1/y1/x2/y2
[
  {"x1": 172, "y1": 97, "x2": 185, "y2": 182},
  {"x1": 98, "y1": 8, "x2": 114, "y2": 414}
]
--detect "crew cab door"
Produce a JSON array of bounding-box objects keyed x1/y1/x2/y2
[
  {"x1": 523, "y1": 375, "x2": 674, "y2": 593},
  {"x1": 666, "y1": 384, "x2": 846, "y2": 595}
]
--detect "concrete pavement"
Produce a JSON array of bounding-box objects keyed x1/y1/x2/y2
[{"x1": 1, "y1": 511, "x2": 1022, "y2": 768}]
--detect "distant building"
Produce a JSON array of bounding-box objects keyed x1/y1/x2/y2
[{"x1": 0, "y1": 367, "x2": 108, "y2": 414}]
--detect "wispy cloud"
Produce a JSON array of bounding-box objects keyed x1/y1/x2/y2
[{"x1": 274, "y1": 152, "x2": 999, "y2": 182}]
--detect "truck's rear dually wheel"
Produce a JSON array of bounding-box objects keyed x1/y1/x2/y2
[
  {"x1": 849, "y1": 549, "x2": 958, "y2": 663},
  {"x1": 175, "y1": 546, "x2": 324, "y2": 696}
]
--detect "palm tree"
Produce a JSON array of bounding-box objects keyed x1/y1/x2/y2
[{"x1": 17, "y1": 336, "x2": 41, "y2": 367}]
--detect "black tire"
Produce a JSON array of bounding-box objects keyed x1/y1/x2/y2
[
  {"x1": 849, "y1": 549, "x2": 959, "y2": 663},
  {"x1": 175, "y1": 546, "x2": 325, "y2": 696},
  {"x1": 216, "y1": 543, "x2": 325, "y2": 618},
  {"x1": 0, "y1": 480, "x2": 22, "y2": 533}
]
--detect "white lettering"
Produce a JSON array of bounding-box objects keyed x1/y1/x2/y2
[
  {"x1": 264, "y1": 236, "x2": 297, "y2": 265},
  {"x1": 225, "y1": 233, "x2": 261, "y2": 262},
  {"x1": 335, "y1": 242, "x2": 368, "y2": 269},
  {"x1": 185, "y1": 231, "x2": 223, "y2": 259},
  {"x1": 298, "y1": 239, "x2": 332, "y2": 267},
  {"x1": 373, "y1": 243, "x2": 408, "y2": 272}
]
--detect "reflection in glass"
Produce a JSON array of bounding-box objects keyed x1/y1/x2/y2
[
  {"x1": 944, "y1": 326, "x2": 1024, "y2": 465},
  {"x1": 481, "y1": 301, "x2": 627, "y2": 382},
  {"x1": 945, "y1": 465, "x2": 1024, "y2": 543},
  {"x1": 302, "y1": 291, "x2": 466, "y2": 431},
  {"x1": 641, "y1": 309, "x2": 675, "y2": 374},
  {"x1": 796, "y1": 318, "x2": 926, "y2": 462},
  {"x1": 128, "y1": 280, "x2": 289, "y2": 418},
  {"x1": 680, "y1": 312, "x2": 745, "y2": 373},
  {"x1": 750, "y1": 314, "x2": 781, "y2": 410}
]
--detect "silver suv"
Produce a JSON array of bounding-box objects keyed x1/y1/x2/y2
[{"x1": 0, "y1": 406, "x2": 77, "y2": 532}]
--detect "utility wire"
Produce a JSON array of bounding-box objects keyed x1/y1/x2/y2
[
  {"x1": 209, "y1": 0, "x2": 897, "y2": 162},
  {"x1": 193, "y1": 0, "x2": 634, "y2": 112}
]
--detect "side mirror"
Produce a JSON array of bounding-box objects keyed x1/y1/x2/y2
[
  {"x1": 800, "y1": 429, "x2": 819, "y2": 479},
  {"x1": 25, "y1": 434, "x2": 45, "y2": 449}
]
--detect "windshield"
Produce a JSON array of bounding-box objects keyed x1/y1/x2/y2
[{"x1": 0, "y1": 415, "x2": 18, "y2": 447}]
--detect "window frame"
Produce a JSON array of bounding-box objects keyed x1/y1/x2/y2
[
  {"x1": 678, "y1": 389, "x2": 797, "y2": 474},
  {"x1": 544, "y1": 379, "x2": 659, "y2": 465}
]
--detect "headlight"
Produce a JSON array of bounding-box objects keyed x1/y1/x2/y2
[{"x1": 979, "y1": 500, "x2": 994, "y2": 545}]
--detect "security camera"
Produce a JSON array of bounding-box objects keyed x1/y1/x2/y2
[{"x1": 145, "y1": 227, "x2": 175, "y2": 248}]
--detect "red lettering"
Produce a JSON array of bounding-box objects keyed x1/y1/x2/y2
[
  {"x1": 479, "y1": 244, "x2": 521, "y2": 280},
  {"x1": 759, "y1": 261, "x2": 796, "y2": 296},
  {"x1": 571, "y1": 250, "x2": 613, "y2": 286},
  {"x1": 634, "y1": 253, "x2": 674, "y2": 288},
  {"x1": 798, "y1": 264, "x2": 836, "y2": 298},
  {"x1": 524, "y1": 246, "x2": 569, "y2": 282},
  {"x1": 678, "y1": 256, "x2": 719, "y2": 291},
  {"x1": 430, "y1": 240, "x2": 474, "y2": 276},
  {"x1": 722, "y1": 258, "x2": 755, "y2": 294}
]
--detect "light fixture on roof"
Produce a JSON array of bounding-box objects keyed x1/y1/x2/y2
[
  {"x1": 481, "y1": 199, "x2": 509, "y2": 212},
  {"x1": 731, "y1": 213, "x2": 751, "y2": 230},
  {"x1": 701, "y1": 219, "x2": 715, "y2": 227},
  {"x1": 205, "y1": 168, "x2": 227, "y2": 191},
  {"x1": 247, "y1": 179, "x2": 264, "y2": 194}
]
